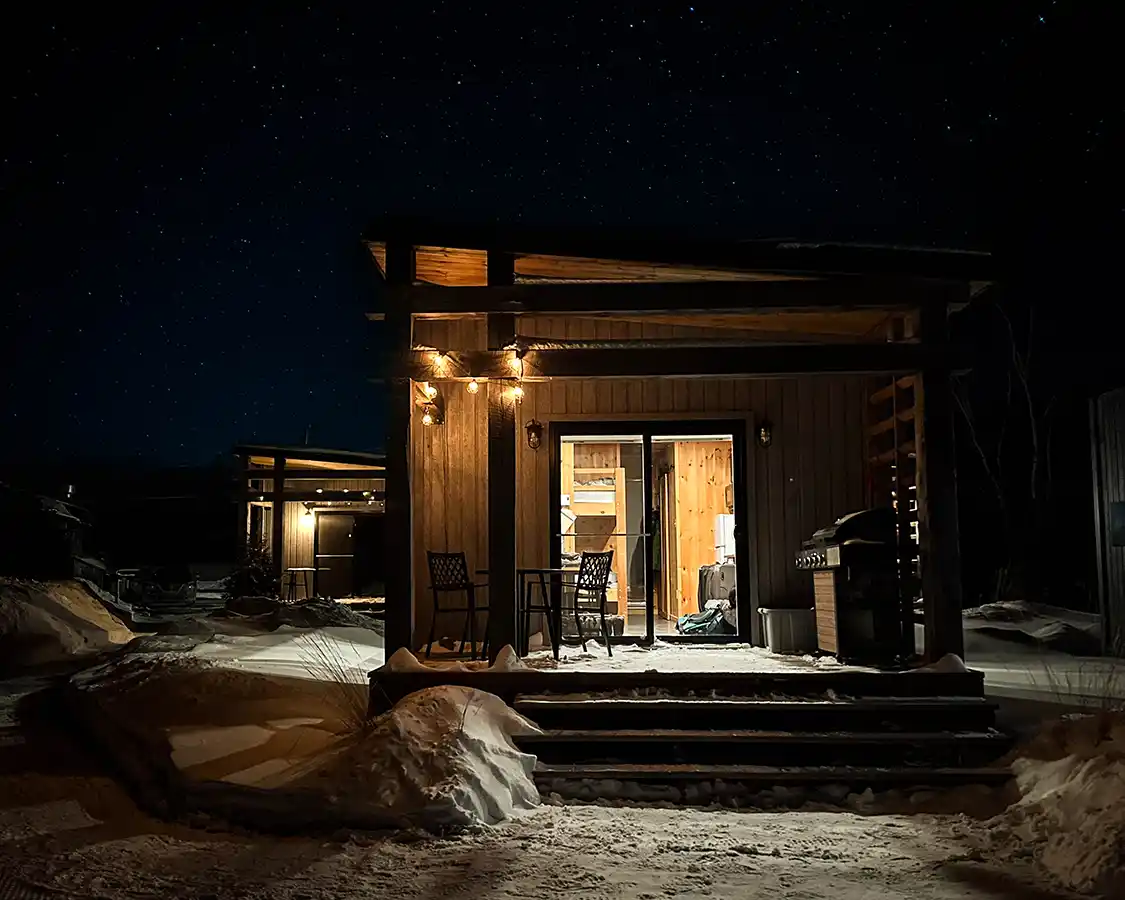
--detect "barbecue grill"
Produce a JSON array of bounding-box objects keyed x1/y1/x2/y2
[{"x1": 796, "y1": 507, "x2": 911, "y2": 664}]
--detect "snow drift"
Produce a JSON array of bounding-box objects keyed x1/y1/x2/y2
[
  {"x1": 0, "y1": 577, "x2": 133, "y2": 669},
  {"x1": 68, "y1": 636, "x2": 539, "y2": 832},
  {"x1": 976, "y1": 711, "x2": 1125, "y2": 896}
]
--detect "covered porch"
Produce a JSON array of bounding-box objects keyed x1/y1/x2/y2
[
  {"x1": 236, "y1": 444, "x2": 387, "y2": 601},
  {"x1": 371, "y1": 223, "x2": 991, "y2": 668}
]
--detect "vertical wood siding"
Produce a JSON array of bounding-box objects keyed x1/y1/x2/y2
[
  {"x1": 1095, "y1": 388, "x2": 1125, "y2": 654},
  {"x1": 407, "y1": 314, "x2": 869, "y2": 646}
]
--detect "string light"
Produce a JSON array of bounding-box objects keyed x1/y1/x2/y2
[{"x1": 466, "y1": 378, "x2": 479, "y2": 394}]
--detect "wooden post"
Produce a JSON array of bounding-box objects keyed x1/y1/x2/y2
[
  {"x1": 383, "y1": 240, "x2": 416, "y2": 657},
  {"x1": 271, "y1": 456, "x2": 286, "y2": 583},
  {"x1": 916, "y1": 299, "x2": 965, "y2": 661},
  {"x1": 486, "y1": 254, "x2": 517, "y2": 660}
]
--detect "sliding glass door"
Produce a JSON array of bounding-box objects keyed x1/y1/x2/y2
[{"x1": 550, "y1": 420, "x2": 747, "y2": 645}]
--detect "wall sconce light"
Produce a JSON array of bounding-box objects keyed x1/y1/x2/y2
[
  {"x1": 526, "y1": 419, "x2": 543, "y2": 450},
  {"x1": 421, "y1": 407, "x2": 435, "y2": 426},
  {"x1": 466, "y1": 378, "x2": 479, "y2": 394},
  {"x1": 422, "y1": 382, "x2": 438, "y2": 399},
  {"x1": 758, "y1": 420, "x2": 773, "y2": 449},
  {"x1": 511, "y1": 384, "x2": 524, "y2": 403}
]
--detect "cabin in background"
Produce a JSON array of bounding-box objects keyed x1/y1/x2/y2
[
  {"x1": 367, "y1": 222, "x2": 992, "y2": 663},
  {"x1": 236, "y1": 444, "x2": 387, "y2": 600}
]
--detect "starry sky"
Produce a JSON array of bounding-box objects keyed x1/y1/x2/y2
[{"x1": 2, "y1": 3, "x2": 1114, "y2": 465}]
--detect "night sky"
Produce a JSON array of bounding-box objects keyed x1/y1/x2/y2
[{"x1": 3, "y1": 4, "x2": 1114, "y2": 466}]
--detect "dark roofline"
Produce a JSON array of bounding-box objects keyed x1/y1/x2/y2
[
  {"x1": 361, "y1": 216, "x2": 994, "y2": 282},
  {"x1": 233, "y1": 444, "x2": 386, "y2": 467}
]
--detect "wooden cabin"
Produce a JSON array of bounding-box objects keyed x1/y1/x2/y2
[
  {"x1": 367, "y1": 223, "x2": 992, "y2": 662},
  {"x1": 236, "y1": 445, "x2": 386, "y2": 600}
]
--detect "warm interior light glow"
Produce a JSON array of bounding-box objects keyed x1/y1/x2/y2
[
  {"x1": 301, "y1": 506, "x2": 315, "y2": 528},
  {"x1": 466, "y1": 378, "x2": 479, "y2": 394},
  {"x1": 508, "y1": 355, "x2": 523, "y2": 372},
  {"x1": 432, "y1": 351, "x2": 446, "y2": 365},
  {"x1": 423, "y1": 382, "x2": 438, "y2": 399},
  {"x1": 511, "y1": 384, "x2": 524, "y2": 401},
  {"x1": 421, "y1": 409, "x2": 434, "y2": 426}
]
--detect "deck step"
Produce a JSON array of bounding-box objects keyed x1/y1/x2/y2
[
  {"x1": 535, "y1": 762, "x2": 1012, "y2": 799},
  {"x1": 515, "y1": 727, "x2": 1010, "y2": 767},
  {"x1": 513, "y1": 696, "x2": 999, "y2": 733}
]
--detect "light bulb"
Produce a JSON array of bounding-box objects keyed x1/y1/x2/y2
[
  {"x1": 421, "y1": 410, "x2": 434, "y2": 426},
  {"x1": 423, "y1": 382, "x2": 438, "y2": 399},
  {"x1": 512, "y1": 384, "x2": 524, "y2": 402},
  {"x1": 466, "y1": 378, "x2": 479, "y2": 394}
]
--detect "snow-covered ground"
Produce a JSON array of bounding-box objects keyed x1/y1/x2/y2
[
  {"x1": 524, "y1": 639, "x2": 867, "y2": 673},
  {"x1": 0, "y1": 798, "x2": 1056, "y2": 900}
]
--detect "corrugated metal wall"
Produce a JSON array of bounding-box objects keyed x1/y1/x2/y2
[{"x1": 1093, "y1": 387, "x2": 1125, "y2": 656}]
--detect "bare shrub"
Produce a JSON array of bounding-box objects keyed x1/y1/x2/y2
[{"x1": 297, "y1": 631, "x2": 371, "y2": 732}]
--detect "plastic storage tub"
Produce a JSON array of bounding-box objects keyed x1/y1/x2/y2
[{"x1": 759, "y1": 607, "x2": 817, "y2": 654}]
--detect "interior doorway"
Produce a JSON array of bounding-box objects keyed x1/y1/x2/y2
[{"x1": 550, "y1": 420, "x2": 748, "y2": 644}]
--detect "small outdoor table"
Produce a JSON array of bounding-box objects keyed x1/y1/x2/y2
[{"x1": 476, "y1": 567, "x2": 570, "y2": 659}]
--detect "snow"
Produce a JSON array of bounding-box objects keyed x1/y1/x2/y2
[
  {"x1": 0, "y1": 577, "x2": 134, "y2": 668},
  {"x1": 0, "y1": 799, "x2": 1054, "y2": 900},
  {"x1": 523, "y1": 639, "x2": 868, "y2": 673},
  {"x1": 964, "y1": 711, "x2": 1125, "y2": 896},
  {"x1": 915, "y1": 653, "x2": 970, "y2": 674},
  {"x1": 70, "y1": 634, "x2": 539, "y2": 832}
]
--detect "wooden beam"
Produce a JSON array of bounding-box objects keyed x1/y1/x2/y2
[
  {"x1": 406, "y1": 343, "x2": 948, "y2": 381},
  {"x1": 486, "y1": 377, "x2": 518, "y2": 661},
  {"x1": 916, "y1": 298, "x2": 965, "y2": 661},
  {"x1": 243, "y1": 491, "x2": 385, "y2": 503},
  {"x1": 383, "y1": 239, "x2": 416, "y2": 657},
  {"x1": 485, "y1": 246, "x2": 519, "y2": 660},
  {"x1": 270, "y1": 456, "x2": 286, "y2": 580},
  {"x1": 392, "y1": 278, "x2": 952, "y2": 315},
  {"x1": 242, "y1": 469, "x2": 385, "y2": 482}
]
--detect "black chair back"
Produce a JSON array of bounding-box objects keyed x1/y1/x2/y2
[
  {"x1": 575, "y1": 550, "x2": 614, "y2": 598},
  {"x1": 427, "y1": 551, "x2": 471, "y2": 591}
]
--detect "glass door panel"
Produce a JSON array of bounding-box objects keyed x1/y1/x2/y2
[
  {"x1": 555, "y1": 435, "x2": 649, "y2": 637},
  {"x1": 651, "y1": 432, "x2": 737, "y2": 636}
]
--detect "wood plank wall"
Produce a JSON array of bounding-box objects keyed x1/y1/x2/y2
[
  {"x1": 409, "y1": 314, "x2": 869, "y2": 648},
  {"x1": 1094, "y1": 388, "x2": 1125, "y2": 655}
]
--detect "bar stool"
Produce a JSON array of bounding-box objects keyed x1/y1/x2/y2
[{"x1": 284, "y1": 567, "x2": 316, "y2": 603}]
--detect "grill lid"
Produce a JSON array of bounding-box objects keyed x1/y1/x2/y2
[{"x1": 809, "y1": 507, "x2": 896, "y2": 547}]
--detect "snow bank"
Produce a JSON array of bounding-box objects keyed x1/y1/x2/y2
[
  {"x1": 69, "y1": 637, "x2": 539, "y2": 832},
  {"x1": 915, "y1": 653, "x2": 969, "y2": 674},
  {"x1": 306, "y1": 684, "x2": 540, "y2": 829},
  {"x1": 0, "y1": 577, "x2": 133, "y2": 668},
  {"x1": 976, "y1": 712, "x2": 1125, "y2": 895}
]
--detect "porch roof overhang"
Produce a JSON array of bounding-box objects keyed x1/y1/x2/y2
[
  {"x1": 234, "y1": 444, "x2": 385, "y2": 471},
  {"x1": 362, "y1": 218, "x2": 994, "y2": 287}
]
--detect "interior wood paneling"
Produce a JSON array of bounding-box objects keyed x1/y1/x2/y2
[{"x1": 672, "y1": 441, "x2": 734, "y2": 616}]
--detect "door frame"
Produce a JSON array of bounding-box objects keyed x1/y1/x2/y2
[{"x1": 549, "y1": 418, "x2": 752, "y2": 645}]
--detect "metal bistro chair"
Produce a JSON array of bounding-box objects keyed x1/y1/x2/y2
[
  {"x1": 426, "y1": 551, "x2": 489, "y2": 660},
  {"x1": 566, "y1": 550, "x2": 615, "y2": 657}
]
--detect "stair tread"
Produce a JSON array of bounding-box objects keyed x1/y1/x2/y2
[
  {"x1": 535, "y1": 762, "x2": 1011, "y2": 779},
  {"x1": 517, "y1": 728, "x2": 1006, "y2": 742},
  {"x1": 515, "y1": 695, "x2": 993, "y2": 708}
]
